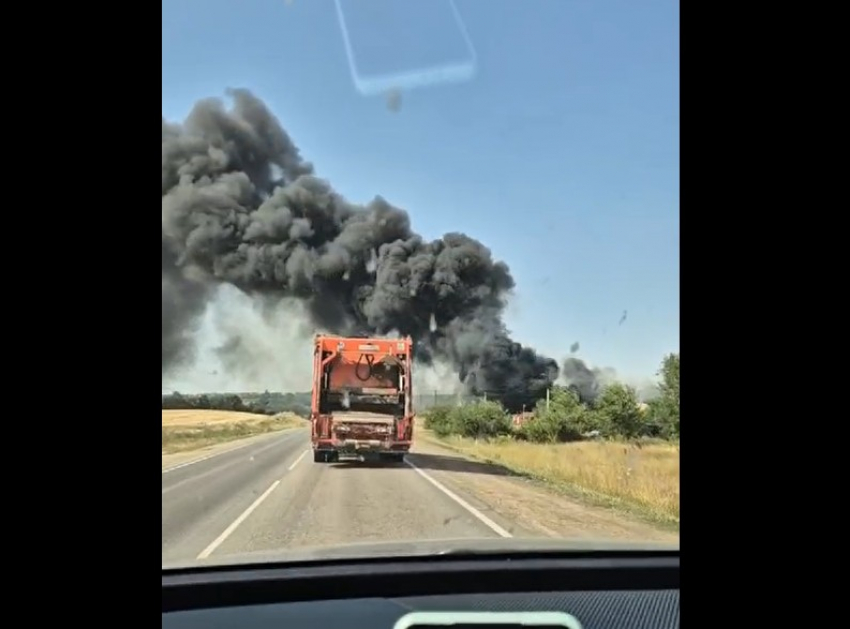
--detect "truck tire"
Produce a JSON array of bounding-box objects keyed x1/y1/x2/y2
[{"x1": 313, "y1": 450, "x2": 326, "y2": 463}]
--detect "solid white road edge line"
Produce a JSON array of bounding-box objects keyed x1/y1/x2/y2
[
  {"x1": 404, "y1": 459, "x2": 513, "y2": 538},
  {"x1": 162, "y1": 429, "x2": 303, "y2": 474},
  {"x1": 288, "y1": 449, "x2": 309, "y2": 470},
  {"x1": 197, "y1": 480, "x2": 281, "y2": 559}
]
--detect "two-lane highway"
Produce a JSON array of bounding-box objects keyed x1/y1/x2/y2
[{"x1": 162, "y1": 430, "x2": 527, "y2": 565}]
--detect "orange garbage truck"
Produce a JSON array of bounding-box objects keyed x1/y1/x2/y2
[{"x1": 310, "y1": 334, "x2": 415, "y2": 463}]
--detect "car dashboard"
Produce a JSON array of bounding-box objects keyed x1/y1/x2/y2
[{"x1": 162, "y1": 550, "x2": 679, "y2": 629}]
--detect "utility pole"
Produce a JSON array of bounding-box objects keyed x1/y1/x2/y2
[{"x1": 546, "y1": 387, "x2": 550, "y2": 411}]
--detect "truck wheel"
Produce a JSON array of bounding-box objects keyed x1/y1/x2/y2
[{"x1": 313, "y1": 451, "x2": 325, "y2": 463}]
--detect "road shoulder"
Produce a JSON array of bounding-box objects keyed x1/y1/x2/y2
[{"x1": 409, "y1": 438, "x2": 678, "y2": 543}]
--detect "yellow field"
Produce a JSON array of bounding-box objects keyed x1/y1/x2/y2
[
  {"x1": 424, "y1": 431, "x2": 679, "y2": 525},
  {"x1": 162, "y1": 409, "x2": 274, "y2": 426},
  {"x1": 161, "y1": 410, "x2": 306, "y2": 454}
]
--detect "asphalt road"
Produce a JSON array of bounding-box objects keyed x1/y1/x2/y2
[{"x1": 161, "y1": 428, "x2": 522, "y2": 565}]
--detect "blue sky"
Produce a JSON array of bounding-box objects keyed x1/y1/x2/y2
[{"x1": 162, "y1": 0, "x2": 679, "y2": 381}]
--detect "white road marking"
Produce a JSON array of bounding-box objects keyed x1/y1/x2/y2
[
  {"x1": 404, "y1": 459, "x2": 513, "y2": 538},
  {"x1": 162, "y1": 429, "x2": 303, "y2": 474},
  {"x1": 288, "y1": 449, "x2": 309, "y2": 470},
  {"x1": 162, "y1": 440, "x2": 255, "y2": 474},
  {"x1": 196, "y1": 480, "x2": 280, "y2": 559},
  {"x1": 162, "y1": 436, "x2": 296, "y2": 496}
]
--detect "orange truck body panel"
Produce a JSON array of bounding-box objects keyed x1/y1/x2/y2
[{"x1": 310, "y1": 334, "x2": 415, "y2": 463}]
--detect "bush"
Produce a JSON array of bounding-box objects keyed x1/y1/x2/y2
[
  {"x1": 520, "y1": 386, "x2": 600, "y2": 443},
  {"x1": 422, "y1": 352, "x2": 680, "y2": 445},
  {"x1": 593, "y1": 383, "x2": 644, "y2": 439},
  {"x1": 422, "y1": 401, "x2": 512, "y2": 439},
  {"x1": 423, "y1": 404, "x2": 455, "y2": 437},
  {"x1": 453, "y1": 400, "x2": 513, "y2": 438}
]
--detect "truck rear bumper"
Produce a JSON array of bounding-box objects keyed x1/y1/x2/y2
[{"x1": 314, "y1": 439, "x2": 411, "y2": 454}]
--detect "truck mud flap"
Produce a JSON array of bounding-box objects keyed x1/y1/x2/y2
[{"x1": 313, "y1": 450, "x2": 339, "y2": 463}]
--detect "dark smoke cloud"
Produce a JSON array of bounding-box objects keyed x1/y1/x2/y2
[
  {"x1": 161, "y1": 231, "x2": 210, "y2": 372},
  {"x1": 162, "y1": 89, "x2": 599, "y2": 411},
  {"x1": 560, "y1": 358, "x2": 617, "y2": 404}
]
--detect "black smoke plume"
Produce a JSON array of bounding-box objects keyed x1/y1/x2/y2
[
  {"x1": 560, "y1": 358, "x2": 617, "y2": 404},
  {"x1": 162, "y1": 89, "x2": 586, "y2": 412}
]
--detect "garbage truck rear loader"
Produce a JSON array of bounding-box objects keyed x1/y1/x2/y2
[{"x1": 310, "y1": 334, "x2": 415, "y2": 463}]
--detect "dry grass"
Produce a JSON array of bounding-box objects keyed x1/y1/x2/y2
[
  {"x1": 162, "y1": 409, "x2": 277, "y2": 426},
  {"x1": 161, "y1": 410, "x2": 306, "y2": 453},
  {"x1": 424, "y1": 431, "x2": 679, "y2": 525}
]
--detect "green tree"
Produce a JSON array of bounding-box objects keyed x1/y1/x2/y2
[
  {"x1": 523, "y1": 386, "x2": 596, "y2": 442},
  {"x1": 593, "y1": 383, "x2": 644, "y2": 439},
  {"x1": 452, "y1": 400, "x2": 513, "y2": 438},
  {"x1": 646, "y1": 352, "x2": 680, "y2": 438},
  {"x1": 659, "y1": 353, "x2": 679, "y2": 406}
]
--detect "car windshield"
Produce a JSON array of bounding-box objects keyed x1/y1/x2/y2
[{"x1": 162, "y1": 0, "x2": 680, "y2": 569}]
